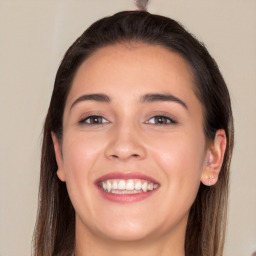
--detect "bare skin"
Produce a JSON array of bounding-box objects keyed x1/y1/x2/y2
[{"x1": 52, "y1": 43, "x2": 226, "y2": 256}]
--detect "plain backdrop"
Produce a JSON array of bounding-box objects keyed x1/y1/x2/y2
[{"x1": 0, "y1": 1, "x2": 255, "y2": 255}]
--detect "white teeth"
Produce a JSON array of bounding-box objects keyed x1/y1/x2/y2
[
  {"x1": 112, "y1": 190, "x2": 141, "y2": 194},
  {"x1": 102, "y1": 182, "x2": 107, "y2": 191},
  {"x1": 147, "y1": 182, "x2": 154, "y2": 191},
  {"x1": 107, "y1": 180, "x2": 111, "y2": 192},
  {"x1": 126, "y1": 180, "x2": 135, "y2": 190},
  {"x1": 153, "y1": 183, "x2": 159, "y2": 189},
  {"x1": 134, "y1": 181, "x2": 142, "y2": 190},
  {"x1": 100, "y1": 179, "x2": 159, "y2": 193},
  {"x1": 141, "y1": 182, "x2": 148, "y2": 192},
  {"x1": 118, "y1": 180, "x2": 126, "y2": 190},
  {"x1": 112, "y1": 180, "x2": 118, "y2": 189}
]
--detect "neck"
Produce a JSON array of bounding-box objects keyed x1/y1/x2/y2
[{"x1": 74, "y1": 217, "x2": 187, "y2": 256}]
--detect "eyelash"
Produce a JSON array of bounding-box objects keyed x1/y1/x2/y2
[
  {"x1": 78, "y1": 115, "x2": 177, "y2": 126},
  {"x1": 79, "y1": 115, "x2": 109, "y2": 125},
  {"x1": 146, "y1": 115, "x2": 177, "y2": 125}
]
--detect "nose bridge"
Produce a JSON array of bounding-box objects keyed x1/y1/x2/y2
[{"x1": 104, "y1": 118, "x2": 146, "y2": 161}]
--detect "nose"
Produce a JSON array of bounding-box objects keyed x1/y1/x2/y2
[{"x1": 104, "y1": 122, "x2": 147, "y2": 162}]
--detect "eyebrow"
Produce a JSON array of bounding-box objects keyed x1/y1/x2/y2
[
  {"x1": 140, "y1": 93, "x2": 188, "y2": 109},
  {"x1": 70, "y1": 93, "x2": 188, "y2": 111},
  {"x1": 70, "y1": 94, "x2": 110, "y2": 111}
]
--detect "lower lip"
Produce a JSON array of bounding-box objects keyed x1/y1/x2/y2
[{"x1": 96, "y1": 186, "x2": 158, "y2": 203}]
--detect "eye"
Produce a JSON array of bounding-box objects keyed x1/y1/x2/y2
[
  {"x1": 79, "y1": 115, "x2": 109, "y2": 125},
  {"x1": 146, "y1": 115, "x2": 177, "y2": 125}
]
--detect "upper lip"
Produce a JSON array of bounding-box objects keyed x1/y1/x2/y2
[{"x1": 95, "y1": 172, "x2": 160, "y2": 185}]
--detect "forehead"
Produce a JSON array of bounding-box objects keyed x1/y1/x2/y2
[{"x1": 66, "y1": 42, "x2": 197, "y2": 107}]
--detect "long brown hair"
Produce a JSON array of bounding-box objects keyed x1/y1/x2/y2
[{"x1": 33, "y1": 11, "x2": 234, "y2": 256}]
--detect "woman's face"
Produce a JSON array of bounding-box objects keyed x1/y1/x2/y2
[{"x1": 54, "y1": 43, "x2": 212, "y2": 243}]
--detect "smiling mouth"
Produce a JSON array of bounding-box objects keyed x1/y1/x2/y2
[
  {"x1": 95, "y1": 172, "x2": 160, "y2": 203},
  {"x1": 100, "y1": 179, "x2": 159, "y2": 194}
]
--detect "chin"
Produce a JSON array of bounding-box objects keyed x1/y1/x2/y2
[
  {"x1": 100, "y1": 225, "x2": 154, "y2": 242},
  {"x1": 89, "y1": 214, "x2": 157, "y2": 242}
]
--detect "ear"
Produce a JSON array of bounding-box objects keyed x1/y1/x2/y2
[
  {"x1": 51, "y1": 132, "x2": 66, "y2": 182},
  {"x1": 201, "y1": 129, "x2": 227, "y2": 186}
]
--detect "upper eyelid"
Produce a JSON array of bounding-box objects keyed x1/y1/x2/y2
[
  {"x1": 78, "y1": 111, "x2": 109, "y2": 120},
  {"x1": 144, "y1": 111, "x2": 177, "y2": 122},
  {"x1": 79, "y1": 115, "x2": 109, "y2": 123},
  {"x1": 77, "y1": 111, "x2": 178, "y2": 124},
  {"x1": 146, "y1": 115, "x2": 177, "y2": 124},
  {"x1": 78, "y1": 115, "x2": 177, "y2": 125}
]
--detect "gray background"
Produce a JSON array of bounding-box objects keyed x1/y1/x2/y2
[{"x1": 0, "y1": 1, "x2": 255, "y2": 255}]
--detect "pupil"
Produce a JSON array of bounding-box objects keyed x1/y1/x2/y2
[
  {"x1": 93, "y1": 117, "x2": 100, "y2": 123},
  {"x1": 157, "y1": 117, "x2": 164, "y2": 124}
]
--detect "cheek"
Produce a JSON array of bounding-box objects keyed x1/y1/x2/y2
[
  {"x1": 139, "y1": 132, "x2": 207, "y2": 232},
  {"x1": 62, "y1": 132, "x2": 101, "y2": 172},
  {"x1": 151, "y1": 132, "x2": 206, "y2": 195},
  {"x1": 61, "y1": 133, "x2": 103, "y2": 201}
]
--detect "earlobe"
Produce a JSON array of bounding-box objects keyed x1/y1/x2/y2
[
  {"x1": 51, "y1": 132, "x2": 66, "y2": 182},
  {"x1": 201, "y1": 129, "x2": 227, "y2": 186}
]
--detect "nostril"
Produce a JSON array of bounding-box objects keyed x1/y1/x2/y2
[
  {"x1": 111, "y1": 154, "x2": 139, "y2": 159},
  {"x1": 105, "y1": 139, "x2": 146, "y2": 161}
]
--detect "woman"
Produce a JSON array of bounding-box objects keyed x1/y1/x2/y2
[{"x1": 33, "y1": 10, "x2": 234, "y2": 256}]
